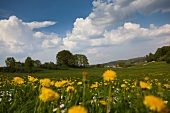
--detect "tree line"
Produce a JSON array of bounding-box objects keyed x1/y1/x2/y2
[
  {"x1": 146, "y1": 45, "x2": 170, "y2": 63},
  {"x1": 0, "y1": 50, "x2": 89, "y2": 73}
]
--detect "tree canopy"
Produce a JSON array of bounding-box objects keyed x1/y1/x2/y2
[
  {"x1": 5, "y1": 57, "x2": 15, "y2": 68},
  {"x1": 56, "y1": 50, "x2": 89, "y2": 68},
  {"x1": 146, "y1": 46, "x2": 170, "y2": 63}
]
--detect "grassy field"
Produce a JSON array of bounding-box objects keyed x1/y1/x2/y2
[
  {"x1": 0, "y1": 62, "x2": 170, "y2": 113},
  {"x1": 1, "y1": 62, "x2": 170, "y2": 78}
]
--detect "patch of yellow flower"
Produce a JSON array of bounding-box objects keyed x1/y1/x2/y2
[
  {"x1": 143, "y1": 95, "x2": 167, "y2": 112},
  {"x1": 102, "y1": 70, "x2": 117, "y2": 82},
  {"x1": 90, "y1": 82, "x2": 99, "y2": 88},
  {"x1": 140, "y1": 81, "x2": 152, "y2": 89},
  {"x1": 50, "y1": 81, "x2": 55, "y2": 85},
  {"x1": 55, "y1": 81, "x2": 66, "y2": 87},
  {"x1": 39, "y1": 87, "x2": 60, "y2": 102},
  {"x1": 66, "y1": 86, "x2": 76, "y2": 93},
  {"x1": 144, "y1": 77, "x2": 149, "y2": 81},
  {"x1": 28, "y1": 76, "x2": 38, "y2": 82},
  {"x1": 164, "y1": 84, "x2": 170, "y2": 89},
  {"x1": 40, "y1": 78, "x2": 51, "y2": 87},
  {"x1": 77, "y1": 81, "x2": 82, "y2": 85},
  {"x1": 99, "y1": 100, "x2": 107, "y2": 105},
  {"x1": 121, "y1": 84, "x2": 126, "y2": 88},
  {"x1": 13, "y1": 77, "x2": 24, "y2": 85},
  {"x1": 68, "y1": 105, "x2": 88, "y2": 113}
]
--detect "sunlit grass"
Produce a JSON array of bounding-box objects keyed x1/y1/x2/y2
[{"x1": 0, "y1": 62, "x2": 170, "y2": 113}]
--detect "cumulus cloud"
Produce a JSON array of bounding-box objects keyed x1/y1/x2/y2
[
  {"x1": 89, "y1": 0, "x2": 170, "y2": 27},
  {"x1": 0, "y1": 16, "x2": 34, "y2": 53},
  {"x1": 62, "y1": 0, "x2": 170, "y2": 64},
  {"x1": 0, "y1": 16, "x2": 61, "y2": 66},
  {"x1": 24, "y1": 21, "x2": 56, "y2": 29},
  {"x1": 33, "y1": 32, "x2": 62, "y2": 48}
]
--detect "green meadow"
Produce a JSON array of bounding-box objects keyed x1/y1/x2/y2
[{"x1": 0, "y1": 62, "x2": 170, "y2": 113}]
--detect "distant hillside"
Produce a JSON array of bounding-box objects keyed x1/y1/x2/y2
[{"x1": 103, "y1": 57, "x2": 146, "y2": 67}]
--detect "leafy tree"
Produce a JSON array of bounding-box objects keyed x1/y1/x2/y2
[
  {"x1": 33, "y1": 60, "x2": 41, "y2": 67},
  {"x1": 56, "y1": 50, "x2": 73, "y2": 67},
  {"x1": 96, "y1": 64, "x2": 104, "y2": 68},
  {"x1": 154, "y1": 46, "x2": 170, "y2": 61},
  {"x1": 73, "y1": 54, "x2": 89, "y2": 67},
  {"x1": 5, "y1": 57, "x2": 15, "y2": 68},
  {"x1": 5, "y1": 57, "x2": 16, "y2": 72},
  {"x1": 146, "y1": 53, "x2": 154, "y2": 62},
  {"x1": 25, "y1": 57, "x2": 33, "y2": 72},
  {"x1": 15, "y1": 61, "x2": 24, "y2": 67},
  {"x1": 146, "y1": 46, "x2": 170, "y2": 63}
]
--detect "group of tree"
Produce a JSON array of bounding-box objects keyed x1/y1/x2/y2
[
  {"x1": 0, "y1": 50, "x2": 89, "y2": 72},
  {"x1": 0, "y1": 57, "x2": 41, "y2": 72},
  {"x1": 56, "y1": 50, "x2": 89, "y2": 69},
  {"x1": 146, "y1": 46, "x2": 170, "y2": 63}
]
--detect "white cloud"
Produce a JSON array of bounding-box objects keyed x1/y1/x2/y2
[
  {"x1": 0, "y1": 16, "x2": 61, "y2": 66},
  {"x1": 63, "y1": 19, "x2": 170, "y2": 64},
  {"x1": 24, "y1": 21, "x2": 56, "y2": 30},
  {"x1": 33, "y1": 32, "x2": 62, "y2": 48},
  {"x1": 0, "y1": 16, "x2": 34, "y2": 54},
  {"x1": 89, "y1": 0, "x2": 170, "y2": 27},
  {"x1": 63, "y1": 0, "x2": 170, "y2": 53}
]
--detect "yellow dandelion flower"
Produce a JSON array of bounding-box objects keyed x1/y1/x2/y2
[
  {"x1": 68, "y1": 105, "x2": 88, "y2": 113},
  {"x1": 55, "y1": 81, "x2": 66, "y2": 87},
  {"x1": 157, "y1": 82, "x2": 161, "y2": 87},
  {"x1": 102, "y1": 70, "x2": 117, "y2": 82},
  {"x1": 66, "y1": 86, "x2": 76, "y2": 93},
  {"x1": 39, "y1": 87, "x2": 60, "y2": 102},
  {"x1": 28, "y1": 76, "x2": 38, "y2": 82},
  {"x1": 99, "y1": 100, "x2": 107, "y2": 105},
  {"x1": 77, "y1": 81, "x2": 82, "y2": 85},
  {"x1": 40, "y1": 78, "x2": 51, "y2": 87},
  {"x1": 13, "y1": 77, "x2": 24, "y2": 85},
  {"x1": 143, "y1": 95, "x2": 166, "y2": 112},
  {"x1": 50, "y1": 81, "x2": 55, "y2": 85},
  {"x1": 144, "y1": 77, "x2": 149, "y2": 81},
  {"x1": 164, "y1": 84, "x2": 170, "y2": 88},
  {"x1": 67, "y1": 82, "x2": 74, "y2": 86},
  {"x1": 121, "y1": 84, "x2": 126, "y2": 88},
  {"x1": 90, "y1": 82, "x2": 99, "y2": 88},
  {"x1": 140, "y1": 81, "x2": 152, "y2": 89}
]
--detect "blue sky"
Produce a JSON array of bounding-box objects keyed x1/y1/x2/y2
[{"x1": 0, "y1": 0, "x2": 170, "y2": 66}]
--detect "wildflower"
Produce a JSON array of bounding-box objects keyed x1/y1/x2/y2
[
  {"x1": 55, "y1": 81, "x2": 66, "y2": 87},
  {"x1": 90, "y1": 82, "x2": 99, "y2": 88},
  {"x1": 157, "y1": 82, "x2": 161, "y2": 87},
  {"x1": 40, "y1": 78, "x2": 51, "y2": 87},
  {"x1": 66, "y1": 86, "x2": 76, "y2": 93},
  {"x1": 77, "y1": 81, "x2": 82, "y2": 85},
  {"x1": 82, "y1": 72, "x2": 88, "y2": 77},
  {"x1": 13, "y1": 77, "x2": 24, "y2": 85},
  {"x1": 140, "y1": 81, "x2": 152, "y2": 89},
  {"x1": 39, "y1": 87, "x2": 60, "y2": 102},
  {"x1": 164, "y1": 84, "x2": 170, "y2": 89},
  {"x1": 144, "y1": 77, "x2": 149, "y2": 81},
  {"x1": 50, "y1": 81, "x2": 55, "y2": 85},
  {"x1": 121, "y1": 84, "x2": 126, "y2": 88},
  {"x1": 102, "y1": 70, "x2": 117, "y2": 82},
  {"x1": 67, "y1": 82, "x2": 74, "y2": 86},
  {"x1": 28, "y1": 76, "x2": 38, "y2": 82},
  {"x1": 143, "y1": 95, "x2": 166, "y2": 112},
  {"x1": 99, "y1": 100, "x2": 107, "y2": 105},
  {"x1": 68, "y1": 105, "x2": 88, "y2": 113}
]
